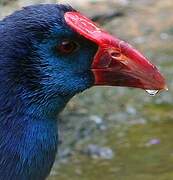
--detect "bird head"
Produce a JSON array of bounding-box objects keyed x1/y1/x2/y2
[
  {"x1": 1, "y1": 4, "x2": 166, "y2": 116},
  {"x1": 64, "y1": 12, "x2": 166, "y2": 91}
]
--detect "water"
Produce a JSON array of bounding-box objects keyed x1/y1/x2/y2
[
  {"x1": 145, "y1": 90, "x2": 159, "y2": 96},
  {"x1": 49, "y1": 117, "x2": 173, "y2": 180}
]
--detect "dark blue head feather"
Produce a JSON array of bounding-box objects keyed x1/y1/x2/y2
[
  {"x1": 0, "y1": 4, "x2": 97, "y2": 116},
  {"x1": 0, "y1": 4, "x2": 97, "y2": 180}
]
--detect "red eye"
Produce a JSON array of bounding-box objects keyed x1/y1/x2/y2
[{"x1": 56, "y1": 40, "x2": 79, "y2": 55}]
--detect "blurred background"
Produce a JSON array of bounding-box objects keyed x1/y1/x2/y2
[{"x1": 0, "y1": 0, "x2": 173, "y2": 179}]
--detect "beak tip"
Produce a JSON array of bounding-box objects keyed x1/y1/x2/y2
[{"x1": 164, "y1": 84, "x2": 168, "y2": 91}]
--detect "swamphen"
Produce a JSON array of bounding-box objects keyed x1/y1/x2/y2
[{"x1": 0, "y1": 4, "x2": 166, "y2": 180}]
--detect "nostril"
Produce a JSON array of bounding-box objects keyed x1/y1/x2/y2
[
  {"x1": 93, "y1": 51, "x2": 112, "y2": 68},
  {"x1": 110, "y1": 51, "x2": 121, "y2": 59}
]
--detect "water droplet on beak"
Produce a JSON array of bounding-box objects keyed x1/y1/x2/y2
[{"x1": 145, "y1": 90, "x2": 159, "y2": 96}]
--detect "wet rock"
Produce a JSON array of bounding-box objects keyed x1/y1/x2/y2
[
  {"x1": 160, "y1": 33, "x2": 169, "y2": 40},
  {"x1": 84, "y1": 144, "x2": 114, "y2": 159},
  {"x1": 89, "y1": 115, "x2": 103, "y2": 124},
  {"x1": 99, "y1": 124, "x2": 107, "y2": 131},
  {"x1": 89, "y1": 115, "x2": 107, "y2": 131},
  {"x1": 126, "y1": 106, "x2": 137, "y2": 115},
  {"x1": 58, "y1": 148, "x2": 72, "y2": 159}
]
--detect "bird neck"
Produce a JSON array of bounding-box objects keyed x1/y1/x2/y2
[
  {"x1": 0, "y1": 87, "x2": 69, "y2": 179},
  {"x1": 0, "y1": 83, "x2": 72, "y2": 122},
  {"x1": 0, "y1": 112, "x2": 59, "y2": 180},
  {"x1": 24, "y1": 94, "x2": 72, "y2": 120}
]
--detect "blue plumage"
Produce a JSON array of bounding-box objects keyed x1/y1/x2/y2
[{"x1": 0, "y1": 4, "x2": 97, "y2": 180}]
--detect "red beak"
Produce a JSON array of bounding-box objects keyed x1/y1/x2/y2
[{"x1": 65, "y1": 12, "x2": 167, "y2": 91}]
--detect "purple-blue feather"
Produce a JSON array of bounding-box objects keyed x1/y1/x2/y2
[{"x1": 0, "y1": 4, "x2": 97, "y2": 180}]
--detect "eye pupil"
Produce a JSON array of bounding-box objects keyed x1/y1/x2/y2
[
  {"x1": 57, "y1": 40, "x2": 78, "y2": 55},
  {"x1": 61, "y1": 41, "x2": 73, "y2": 52}
]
